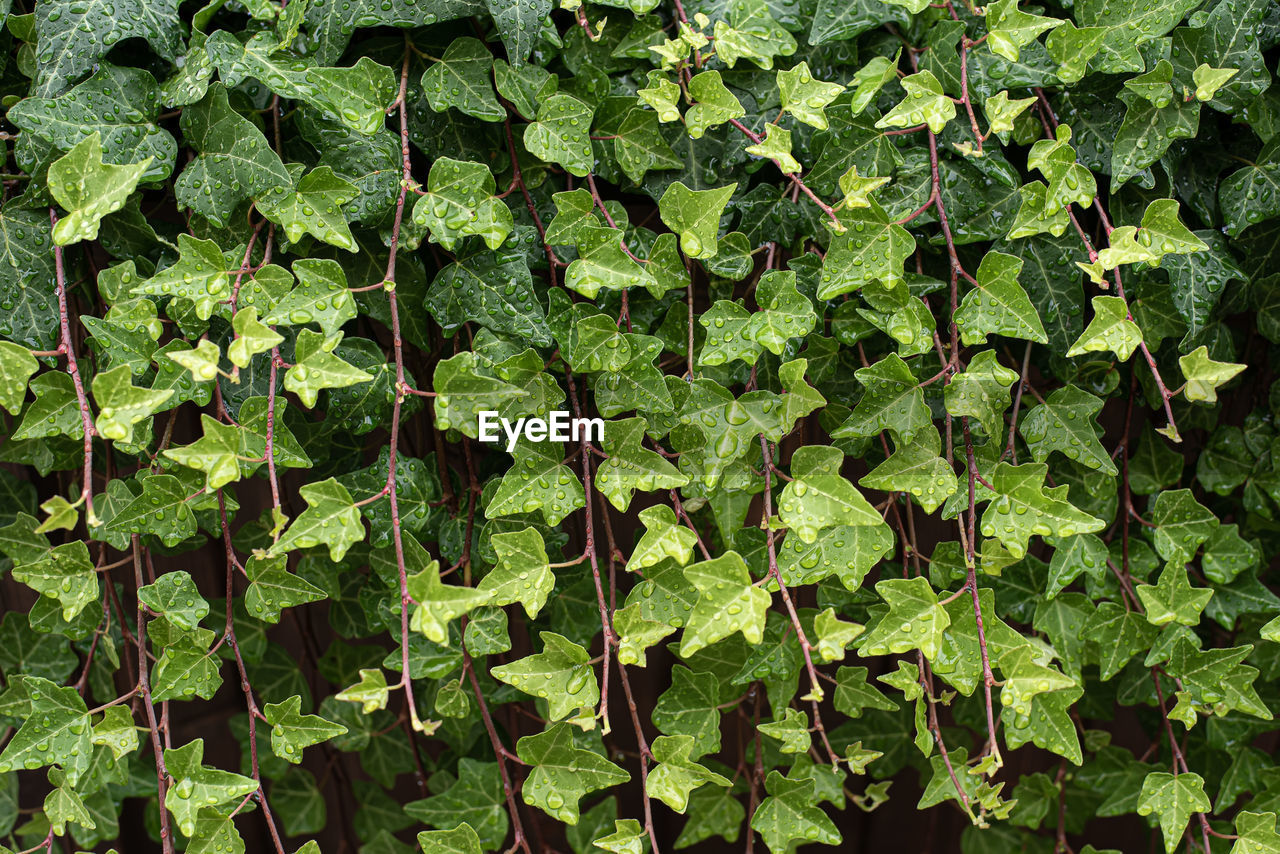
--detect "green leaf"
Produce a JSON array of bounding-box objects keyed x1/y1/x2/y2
[
  {"x1": 0, "y1": 677, "x2": 90, "y2": 779},
  {"x1": 1135, "y1": 563, "x2": 1213, "y2": 627},
  {"x1": 659, "y1": 181, "x2": 737, "y2": 259},
  {"x1": 49, "y1": 132, "x2": 150, "y2": 245},
  {"x1": 985, "y1": 0, "x2": 1062, "y2": 61},
  {"x1": 269, "y1": 477, "x2": 364, "y2": 561},
  {"x1": 876, "y1": 70, "x2": 955, "y2": 134},
  {"x1": 779, "y1": 445, "x2": 881, "y2": 543},
  {"x1": 176, "y1": 84, "x2": 292, "y2": 227},
  {"x1": 646, "y1": 734, "x2": 730, "y2": 812},
  {"x1": 1066, "y1": 296, "x2": 1143, "y2": 362},
  {"x1": 421, "y1": 38, "x2": 503, "y2": 122},
  {"x1": 679, "y1": 551, "x2": 770, "y2": 657},
  {"x1": 944, "y1": 349, "x2": 1018, "y2": 440},
  {"x1": 816, "y1": 201, "x2": 915, "y2": 300},
  {"x1": 517, "y1": 724, "x2": 630, "y2": 824},
  {"x1": 34, "y1": 0, "x2": 181, "y2": 98},
  {"x1": 258, "y1": 165, "x2": 359, "y2": 251},
  {"x1": 1148, "y1": 488, "x2": 1218, "y2": 563},
  {"x1": 284, "y1": 329, "x2": 373, "y2": 408},
  {"x1": 955, "y1": 251, "x2": 1048, "y2": 346},
  {"x1": 597, "y1": 417, "x2": 688, "y2": 511},
  {"x1": 138, "y1": 571, "x2": 209, "y2": 632},
  {"x1": 751, "y1": 771, "x2": 840, "y2": 854},
  {"x1": 684, "y1": 71, "x2": 746, "y2": 139},
  {"x1": 478, "y1": 528, "x2": 554, "y2": 618},
  {"x1": 263, "y1": 695, "x2": 348, "y2": 763},
  {"x1": 488, "y1": 439, "x2": 586, "y2": 526},
  {"x1": 262, "y1": 258, "x2": 357, "y2": 336},
  {"x1": 244, "y1": 554, "x2": 327, "y2": 624},
  {"x1": 418, "y1": 823, "x2": 483, "y2": 854},
  {"x1": 0, "y1": 343, "x2": 39, "y2": 416},
  {"x1": 335, "y1": 669, "x2": 390, "y2": 715},
  {"x1": 412, "y1": 158, "x2": 513, "y2": 252},
  {"x1": 1019, "y1": 386, "x2": 1116, "y2": 475},
  {"x1": 776, "y1": 62, "x2": 844, "y2": 129},
  {"x1": 163, "y1": 739, "x2": 259, "y2": 837},
  {"x1": 1178, "y1": 346, "x2": 1245, "y2": 404},
  {"x1": 980, "y1": 462, "x2": 1105, "y2": 559},
  {"x1": 524, "y1": 94, "x2": 595, "y2": 177},
  {"x1": 1137, "y1": 772, "x2": 1210, "y2": 854},
  {"x1": 833, "y1": 353, "x2": 932, "y2": 444},
  {"x1": 859, "y1": 576, "x2": 950, "y2": 660},
  {"x1": 106, "y1": 473, "x2": 198, "y2": 547}
]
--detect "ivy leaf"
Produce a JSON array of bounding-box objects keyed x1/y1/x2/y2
[
  {"x1": 107, "y1": 473, "x2": 198, "y2": 547},
  {"x1": 858, "y1": 576, "x2": 950, "y2": 660},
  {"x1": 258, "y1": 165, "x2": 360, "y2": 251},
  {"x1": 476, "y1": 528, "x2": 554, "y2": 618},
  {"x1": 163, "y1": 739, "x2": 259, "y2": 837},
  {"x1": 92, "y1": 364, "x2": 174, "y2": 443},
  {"x1": 646, "y1": 735, "x2": 731, "y2": 812},
  {"x1": 335, "y1": 669, "x2": 390, "y2": 715},
  {"x1": 488, "y1": 439, "x2": 586, "y2": 526},
  {"x1": 1087, "y1": 200, "x2": 1208, "y2": 278},
  {"x1": 876, "y1": 70, "x2": 955, "y2": 134},
  {"x1": 284, "y1": 329, "x2": 373, "y2": 409},
  {"x1": 680, "y1": 551, "x2": 771, "y2": 657},
  {"x1": 152, "y1": 636, "x2": 222, "y2": 702},
  {"x1": 164, "y1": 415, "x2": 250, "y2": 492},
  {"x1": 492, "y1": 632, "x2": 598, "y2": 721},
  {"x1": 90, "y1": 705, "x2": 139, "y2": 760},
  {"x1": 659, "y1": 182, "x2": 737, "y2": 259},
  {"x1": 1232, "y1": 812, "x2": 1280, "y2": 854},
  {"x1": 176, "y1": 84, "x2": 292, "y2": 226},
  {"x1": 759, "y1": 708, "x2": 812, "y2": 753},
  {"x1": 566, "y1": 226, "x2": 655, "y2": 298},
  {"x1": 816, "y1": 201, "x2": 915, "y2": 299},
  {"x1": 261, "y1": 259, "x2": 357, "y2": 336},
  {"x1": 1086, "y1": 602, "x2": 1158, "y2": 680},
  {"x1": 1135, "y1": 563, "x2": 1213, "y2": 627},
  {"x1": 779, "y1": 445, "x2": 881, "y2": 543},
  {"x1": 1178, "y1": 346, "x2": 1245, "y2": 404},
  {"x1": 418, "y1": 823, "x2": 483, "y2": 854},
  {"x1": 1066, "y1": 296, "x2": 1143, "y2": 361},
  {"x1": 944, "y1": 350, "x2": 1018, "y2": 440},
  {"x1": 421, "y1": 38, "x2": 503, "y2": 122},
  {"x1": 244, "y1": 554, "x2": 327, "y2": 624},
  {"x1": 684, "y1": 71, "x2": 746, "y2": 139},
  {"x1": 524, "y1": 94, "x2": 594, "y2": 177},
  {"x1": 269, "y1": 477, "x2": 364, "y2": 561},
  {"x1": 0, "y1": 343, "x2": 38, "y2": 416},
  {"x1": 263, "y1": 695, "x2": 348, "y2": 764},
  {"x1": 1137, "y1": 772, "x2": 1210, "y2": 854},
  {"x1": 517, "y1": 724, "x2": 630, "y2": 824},
  {"x1": 859, "y1": 430, "x2": 957, "y2": 514},
  {"x1": 833, "y1": 354, "x2": 931, "y2": 444},
  {"x1": 597, "y1": 417, "x2": 688, "y2": 511},
  {"x1": 0, "y1": 677, "x2": 90, "y2": 779},
  {"x1": 626, "y1": 505, "x2": 698, "y2": 573},
  {"x1": 49, "y1": 132, "x2": 150, "y2": 245},
  {"x1": 1019, "y1": 386, "x2": 1116, "y2": 475},
  {"x1": 744, "y1": 123, "x2": 801, "y2": 174},
  {"x1": 751, "y1": 771, "x2": 840, "y2": 854},
  {"x1": 130, "y1": 234, "x2": 232, "y2": 321},
  {"x1": 747, "y1": 271, "x2": 817, "y2": 355},
  {"x1": 138, "y1": 571, "x2": 209, "y2": 632},
  {"x1": 986, "y1": 0, "x2": 1063, "y2": 60},
  {"x1": 228, "y1": 307, "x2": 284, "y2": 368},
  {"x1": 981, "y1": 462, "x2": 1105, "y2": 559},
  {"x1": 776, "y1": 62, "x2": 844, "y2": 129},
  {"x1": 955, "y1": 251, "x2": 1048, "y2": 346},
  {"x1": 1148, "y1": 489, "x2": 1218, "y2": 563},
  {"x1": 412, "y1": 158, "x2": 513, "y2": 252}
]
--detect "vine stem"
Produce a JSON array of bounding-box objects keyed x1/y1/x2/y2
[
  {"x1": 381, "y1": 37, "x2": 427, "y2": 734},
  {"x1": 50, "y1": 209, "x2": 97, "y2": 526},
  {"x1": 217, "y1": 493, "x2": 288, "y2": 854},
  {"x1": 564, "y1": 368, "x2": 614, "y2": 736},
  {"x1": 757, "y1": 435, "x2": 839, "y2": 765},
  {"x1": 131, "y1": 535, "x2": 175, "y2": 854},
  {"x1": 1032, "y1": 88, "x2": 1180, "y2": 439}
]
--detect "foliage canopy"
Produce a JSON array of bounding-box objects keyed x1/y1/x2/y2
[{"x1": 0, "y1": 0, "x2": 1278, "y2": 852}]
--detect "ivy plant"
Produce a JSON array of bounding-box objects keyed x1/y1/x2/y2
[{"x1": 0, "y1": 0, "x2": 1278, "y2": 852}]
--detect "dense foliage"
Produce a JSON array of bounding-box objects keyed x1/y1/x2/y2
[{"x1": 1, "y1": 0, "x2": 1280, "y2": 851}]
